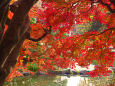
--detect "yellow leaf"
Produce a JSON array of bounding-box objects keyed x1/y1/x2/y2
[
  {"x1": 10, "y1": 0, "x2": 16, "y2": 5},
  {"x1": 20, "y1": 60, "x2": 23, "y2": 62},
  {"x1": 95, "y1": 36, "x2": 99, "y2": 40},
  {"x1": 90, "y1": 15, "x2": 94, "y2": 19},
  {"x1": 73, "y1": 50, "x2": 78, "y2": 56}
]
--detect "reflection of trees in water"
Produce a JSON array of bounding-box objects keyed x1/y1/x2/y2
[
  {"x1": 4, "y1": 75, "x2": 114, "y2": 86},
  {"x1": 3, "y1": 75, "x2": 67, "y2": 86},
  {"x1": 78, "y1": 74, "x2": 115, "y2": 86}
]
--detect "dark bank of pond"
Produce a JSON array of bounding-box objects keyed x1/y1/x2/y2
[{"x1": 3, "y1": 74, "x2": 115, "y2": 86}]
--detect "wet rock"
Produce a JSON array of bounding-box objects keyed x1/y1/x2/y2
[
  {"x1": 20, "y1": 72, "x2": 30, "y2": 76},
  {"x1": 19, "y1": 70, "x2": 31, "y2": 76},
  {"x1": 72, "y1": 70, "x2": 77, "y2": 75}
]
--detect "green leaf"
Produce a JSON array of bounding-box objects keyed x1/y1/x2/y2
[
  {"x1": 28, "y1": 48, "x2": 37, "y2": 52},
  {"x1": 23, "y1": 48, "x2": 26, "y2": 51},
  {"x1": 23, "y1": 54, "x2": 29, "y2": 58},
  {"x1": 30, "y1": 18, "x2": 37, "y2": 24},
  {"x1": 92, "y1": 60, "x2": 98, "y2": 65},
  {"x1": 41, "y1": 56, "x2": 43, "y2": 58},
  {"x1": 37, "y1": 42, "x2": 41, "y2": 46},
  {"x1": 27, "y1": 63, "x2": 38, "y2": 72}
]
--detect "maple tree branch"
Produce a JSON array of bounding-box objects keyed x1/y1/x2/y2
[
  {"x1": 9, "y1": 0, "x2": 52, "y2": 42},
  {"x1": 71, "y1": 0, "x2": 81, "y2": 7},
  {"x1": 81, "y1": 28, "x2": 115, "y2": 40},
  {"x1": 81, "y1": 0, "x2": 115, "y2": 13},
  {"x1": 90, "y1": 28, "x2": 115, "y2": 36},
  {"x1": 96, "y1": 28, "x2": 115, "y2": 35},
  {"x1": 98, "y1": 0, "x2": 115, "y2": 13},
  {"x1": 43, "y1": 26, "x2": 52, "y2": 34},
  {"x1": 109, "y1": 0, "x2": 115, "y2": 6},
  {"x1": 27, "y1": 26, "x2": 52, "y2": 42}
]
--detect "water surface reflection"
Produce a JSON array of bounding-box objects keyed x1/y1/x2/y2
[{"x1": 4, "y1": 75, "x2": 114, "y2": 86}]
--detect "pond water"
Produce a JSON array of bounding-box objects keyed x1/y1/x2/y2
[
  {"x1": 53, "y1": 76, "x2": 91, "y2": 86},
  {"x1": 61, "y1": 76, "x2": 91, "y2": 86},
  {"x1": 3, "y1": 74, "x2": 114, "y2": 86}
]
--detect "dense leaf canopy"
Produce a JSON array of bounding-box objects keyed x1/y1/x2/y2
[{"x1": 5, "y1": 0, "x2": 115, "y2": 81}]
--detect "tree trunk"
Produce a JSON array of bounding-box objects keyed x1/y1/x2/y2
[
  {"x1": 0, "y1": 0, "x2": 10, "y2": 43},
  {"x1": 0, "y1": 32, "x2": 28, "y2": 86},
  {"x1": 0, "y1": 0, "x2": 38, "y2": 85}
]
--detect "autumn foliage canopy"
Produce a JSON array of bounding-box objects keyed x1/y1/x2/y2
[{"x1": 6, "y1": 0, "x2": 115, "y2": 81}]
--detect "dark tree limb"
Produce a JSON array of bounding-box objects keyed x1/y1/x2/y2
[
  {"x1": 81, "y1": 0, "x2": 115, "y2": 13},
  {"x1": 27, "y1": 26, "x2": 52, "y2": 42},
  {"x1": 109, "y1": 0, "x2": 115, "y2": 6},
  {"x1": 90, "y1": 28, "x2": 115, "y2": 36},
  {"x1": 99, "y1": 0, "x2": 115, "y2": 13}
]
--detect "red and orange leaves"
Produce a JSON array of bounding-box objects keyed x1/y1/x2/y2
[
  {"x1": 7, "y1": 0, "x2": 115, "y2": 79},
  {"x1": 28, "y1": 6, "x2": 40, "y2": 20},
  {"x1": 107, "y1": 13, "x2": 115, "y2": 28},
  {"x1": 9, "y1": 0, "x2": 16, "y2": 5},
  {"x1": 8, "y1": 9, "x2": 13, "y2": 20},
  {"x1": 30, "y1": 23, "x2": 45, "y2": 39},
  {"x1": 40, "y1": 2, "x2": 75, "y2": 27},
  {"x1": 4, "y1": 9, "x2": 14, "y2": 34},
  {"x1": 6, "y1": 66, "x2": 23, "y2": 82},
  {"x1": 28, "y1": 6, "x2": 46, "y2": 39},
  {"x1": 87, "y1": 65, "x2": 112, "y2": 77}
]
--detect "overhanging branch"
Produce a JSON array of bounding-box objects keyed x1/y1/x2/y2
[
  {"x1": 90, "y1": 28, "x2": 115, "y2": 36},
  {"x1": 99, "y1": 0, "x2": 115, "y2": 13},
  {"x1": 27, "y1": 26, "x2": 52, "y2": 42}
]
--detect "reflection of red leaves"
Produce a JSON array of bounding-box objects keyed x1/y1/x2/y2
[
  {"x1": 15, "y1": 71, "x2": 24, "y2": 77},
  {"x1": 6, "y1": 67, "x2": 23, "y2": 82}
]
